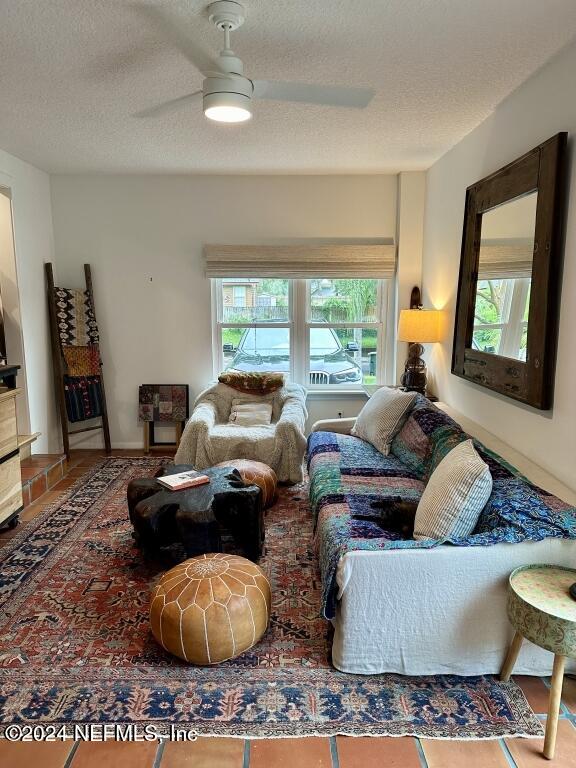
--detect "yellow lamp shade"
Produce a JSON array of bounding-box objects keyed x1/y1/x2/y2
[{"x1": 398, "y1": 309, "x2": 442, "y2": 343}]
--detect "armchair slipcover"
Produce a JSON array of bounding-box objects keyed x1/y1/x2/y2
[{"x1": 174, "y1": 382, "x2": 308, "y2": 484}]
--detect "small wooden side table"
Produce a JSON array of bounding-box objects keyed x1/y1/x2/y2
[
  {"x1": 138, "y1": 384, "x2": 189, "y2": 453},
  {"x1": 500, "y1": 564, "x2": 576, "y2": 760}
]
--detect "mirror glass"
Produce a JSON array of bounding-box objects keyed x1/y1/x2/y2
[{"x1": 472, "y1": 191, "x2": 537, "y2": 360}]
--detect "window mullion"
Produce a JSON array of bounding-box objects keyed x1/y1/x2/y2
[
  {"x1": 307, "y1": 322, "x2": 379, "y2": 329},
  {"x1": 503, "y1": 278, "x2": 529, "y2": 358},
  {"x1": 219, "y1": 323, "x2": 292, "y2": 329}
]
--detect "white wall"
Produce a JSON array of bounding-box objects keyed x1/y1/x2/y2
[
  {"x1": 50, "y1": 174, "x2": 401, "y2": 447},
  {"x1": 395, "y1": 172, "x2": 426, "y2": 384},
  {"x1": 422, "y1": 40, "x2": 576, "y2": 491},
  {"x1": 0, "y1": 150, "x2": 57, "y2": 453}
]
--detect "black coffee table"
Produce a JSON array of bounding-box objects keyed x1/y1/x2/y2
[{"x1": 127, "y1": 464, "x2": 264, "y2": 561}]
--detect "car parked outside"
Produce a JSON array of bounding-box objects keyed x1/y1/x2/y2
[{"x1": 225, "y1": 325, "x2": 362, "y2": 385}]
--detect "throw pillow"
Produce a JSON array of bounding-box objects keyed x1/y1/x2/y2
[
  {"x1": 218, "y1": 371, "x2": 284, "y2": 395},
  {"x1": 414, "y1": 439, "x2": 493, "y2": 541},
  {"x1": 229, "y1": 402, "x2": 273, "y2": 426},
  {"x1": 351, "y1": 387, "x2": 417, "y2": 455}
]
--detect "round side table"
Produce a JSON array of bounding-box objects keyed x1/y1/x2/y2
[{"x1": 500, "y1": 564, "x2": 576, "y2": 760}]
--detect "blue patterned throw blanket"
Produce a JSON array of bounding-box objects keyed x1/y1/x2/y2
[{"x1": 308, "y1": 396, "x2": 576, "y2": 620}]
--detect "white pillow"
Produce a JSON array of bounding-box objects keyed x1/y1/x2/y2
[
  {"x1": 351, "y1": 387, "x2": 416, "y2": 455},
  {"x1": 229, "y1": 402, "x2": 272, "y2": 427},
  {"x1": 414, "y1": 439, "x2": 492, "y2": 541}
]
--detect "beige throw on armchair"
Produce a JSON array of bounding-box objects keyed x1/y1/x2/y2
[{"x1": 175, "y1": 382, "x2": 308, "y2": 484}]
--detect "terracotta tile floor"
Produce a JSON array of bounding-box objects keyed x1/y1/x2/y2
[{"x1": 1, "y1": 449, "x2": 576, "y2": 768}]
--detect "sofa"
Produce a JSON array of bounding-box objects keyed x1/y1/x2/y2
[
  {"x1": 175, "y1": 381, "x2": 307, "y2": 484},
  {"x1": 308, "y1": 394, "x2": 576, "y2": 676}
]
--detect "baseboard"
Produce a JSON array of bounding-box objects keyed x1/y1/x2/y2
[{"x1": 70, "y1": 442, "x2": 144, "y2": 450}]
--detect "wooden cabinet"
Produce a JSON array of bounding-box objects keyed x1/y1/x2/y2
[
  {"x1": 0, "y1": 388, "x2": 23, "y2": 528},
  {"x1": 0, "y1": 393, "x2": 18, "y2": 457}
]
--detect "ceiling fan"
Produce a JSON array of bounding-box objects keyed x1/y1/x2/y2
[{"x1": 136, "y1": 0, "x2": 375, "y2": 123}]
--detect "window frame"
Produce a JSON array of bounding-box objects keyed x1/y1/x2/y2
[
  {"x1": 472, "y1": 277, "x2": 530, "y2": 360},
  {"x1": 211, "y1": 278, "x2": 394, "y2": 391}
]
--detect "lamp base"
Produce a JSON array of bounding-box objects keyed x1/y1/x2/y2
[{"x1": 401, "y1": 343, "x2": 427, "y2": 396}]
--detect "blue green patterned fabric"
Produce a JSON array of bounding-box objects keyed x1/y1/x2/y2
[
  {"x1": 308, "y1": 399, "x2": 576, "y2": 620},
  {"x1": 390, "y1": 395, "x2": 468, "y2": 479}
]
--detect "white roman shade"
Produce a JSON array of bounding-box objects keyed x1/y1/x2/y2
[
  {"x1": 478, "y1": 240, "x2": 534, "y2": 280},
  {"x1": 204, "y1": 242, "x2": 396, "y2": 278}
]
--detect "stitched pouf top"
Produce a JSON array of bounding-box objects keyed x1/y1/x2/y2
[{"x1": 150, "y1": 553, "x2": 271, "y2": 664}]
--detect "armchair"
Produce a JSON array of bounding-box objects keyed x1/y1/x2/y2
[{"x1": 175, "y1": 382, "x2": 308, "y2": 484}]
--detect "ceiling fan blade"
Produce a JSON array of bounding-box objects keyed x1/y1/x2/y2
[
  {"x1": 252, "y1": 80, "x2": 374, "y2": 109},
  {"x1": 133, "y1": 3, "x2": 220, "y2": 76},
  {"x1": 134, "y1": 90, "x2": 203, "y2": 119}
]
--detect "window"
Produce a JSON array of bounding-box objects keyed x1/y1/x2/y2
[
  {"x1": 232, "y1": 285, "x2": 246, "y2": 307},
  {"x1": 213, "y1": 278, "x2": 392, "y2": 388},
  {"x1": 473, "y1": 277, "x2": 530, "y2": 360}
]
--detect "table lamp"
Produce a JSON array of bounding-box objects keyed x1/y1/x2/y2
[{"x1": 397, "y1": 308, "x2": 442, "y2": 395}]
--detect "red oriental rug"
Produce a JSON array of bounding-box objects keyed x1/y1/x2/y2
[{"x1": 0, "y1": 457, "x2": 542, "y2": 739}]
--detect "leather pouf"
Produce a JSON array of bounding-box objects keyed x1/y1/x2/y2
[
  {"x1": 150, "y1": 553, "x2": 271, "y2": 665},
  {"x1": 214, "y1": 459, "x2": 278, "y2": 509}
]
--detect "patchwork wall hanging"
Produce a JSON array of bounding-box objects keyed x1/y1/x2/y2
[{"x1": 46, "y1": 264, "x2": 111, "y2": 459}]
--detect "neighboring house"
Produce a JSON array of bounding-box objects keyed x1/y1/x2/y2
[
  {"x1": 310, "y1": 278, "x2": 338, "y2": 304},
  {"x1": 222, "y1": 278, "x2": 260, "y2": 308}
]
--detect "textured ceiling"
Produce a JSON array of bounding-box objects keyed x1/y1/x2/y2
[{"x1": 1, "y1": 0, "x2": 575, "y2": 173}]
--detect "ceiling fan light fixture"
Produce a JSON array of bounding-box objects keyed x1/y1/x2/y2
[
  {"x1": 135, "y1": 1, "x2": 376, "y2": 123},
  {"x1": 203, "y1": 92, "x2": 252, "y2": 122}
]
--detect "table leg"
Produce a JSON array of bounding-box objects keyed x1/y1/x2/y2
[
  {"x1": 543, "y1": 654, "x2": 566, "y2": 760},
  {"x1": 500, "y1": 631, "x2": 524, "y2": 682}
]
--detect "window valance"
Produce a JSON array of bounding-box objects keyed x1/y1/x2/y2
[
  {"x1": 478, "y1": 240, "x2": 534, "y2": 280},
  {"x1": 204, "y1": 241, "x2": 396, "y2": 279}
]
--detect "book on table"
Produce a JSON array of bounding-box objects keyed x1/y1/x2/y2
[{"x1": 156, "y1": 471, "x2": 210, "y2": 491}]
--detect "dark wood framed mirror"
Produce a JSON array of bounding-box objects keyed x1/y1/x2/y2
[{"x1": 452, "y1": 132, "x2": 567, "y2": 409}]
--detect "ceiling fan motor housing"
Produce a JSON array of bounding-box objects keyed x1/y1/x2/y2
[{"x1": 203, "y1": 74, "x2": 253, "y2": 116}]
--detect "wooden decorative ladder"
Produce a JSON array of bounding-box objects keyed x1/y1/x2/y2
[{"x1": 45, "y1": 263, "x2": 111, "y2": 460}]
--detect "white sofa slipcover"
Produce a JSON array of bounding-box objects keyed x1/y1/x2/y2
[{"x1": 311, "y1": 404, "x2": 576, "y2": 676}]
